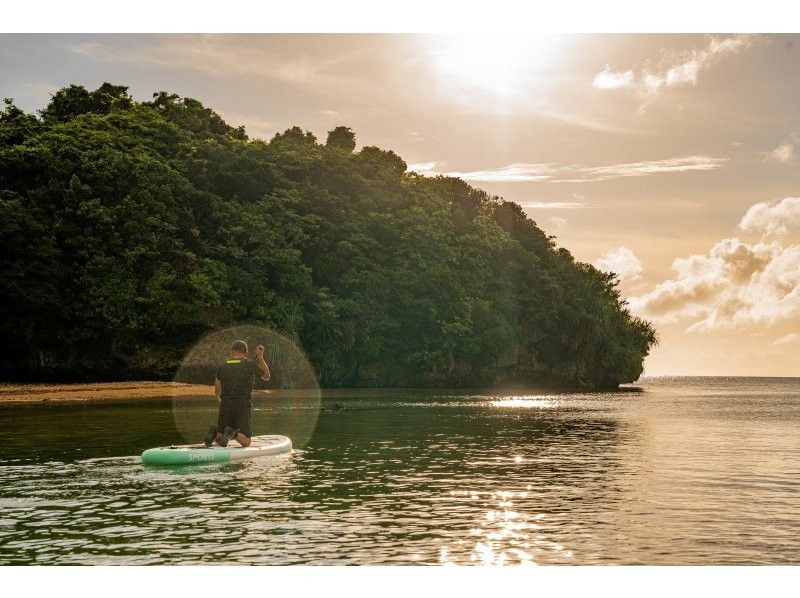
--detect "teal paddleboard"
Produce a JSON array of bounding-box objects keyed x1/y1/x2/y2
[{"x1": 141, "y1": 434, "x2": 291, "y2": 466}]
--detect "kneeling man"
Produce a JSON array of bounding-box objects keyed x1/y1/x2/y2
[{"x1": 204, "y1": 340, "x2": 270, "y2": 448}]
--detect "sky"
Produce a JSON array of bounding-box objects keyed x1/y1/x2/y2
[{"x1": 2, "y1": 33, "x2": 799, "y2": 376}]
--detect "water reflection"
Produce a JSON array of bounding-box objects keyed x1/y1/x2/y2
[
  {"x1": 1, "y1": 379, "x2": 799, "y2": 564},
  {"x1": 490, "y1": 395, "x2": 557, "y2": 409}
]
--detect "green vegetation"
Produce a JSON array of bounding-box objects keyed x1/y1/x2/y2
[{"x1": 0, "y1": 84, "x2": 656, "y2": 388}]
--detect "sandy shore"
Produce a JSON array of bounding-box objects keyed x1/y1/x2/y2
[{"x1": 0, "y1": 381, "x2": 215, "y2": 405}]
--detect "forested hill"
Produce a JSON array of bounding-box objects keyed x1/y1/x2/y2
[{"x1": 0, "y1": 83, "x2": 656, "y2": 388}]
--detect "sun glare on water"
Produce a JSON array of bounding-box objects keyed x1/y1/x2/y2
[
  {"x1": 427, "y1": 34, "x2": 565, "y2": 98},
  {"x1": 490, "y1": 395, "x2": 558, "y2": 409}
]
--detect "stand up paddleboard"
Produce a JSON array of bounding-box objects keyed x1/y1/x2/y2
[{"x1": 141, "y1": 434, "x2": 292, "y2": 466}]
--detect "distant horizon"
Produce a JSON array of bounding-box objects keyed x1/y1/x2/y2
[
  {"x1": 2, "y1": 33, "x2": 799, "y2": 376},
  {"x1": 636, "y1": 373, "x2": 800, "y2": 380}
]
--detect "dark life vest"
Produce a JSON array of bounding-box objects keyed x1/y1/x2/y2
[{"x1": 215, "y1": 358, "x2": 260, "y2": 402}]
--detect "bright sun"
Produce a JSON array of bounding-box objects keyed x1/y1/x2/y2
[{"x1": 427, "y1": 34, "x2": 564, "y2": 98}]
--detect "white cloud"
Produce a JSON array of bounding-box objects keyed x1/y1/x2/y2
[
  {"x1": 577, "y1": 155, "x2": 727, "y2": 181},
  {"x1": 592, "y1": 67, "x2": 634, "y2": 90},
  {"x1": 517, "y1": 201, "x2": 584, "y2": 209},
  {"x1": 767, "y1": 131, "x2": 799, "y2": 163},
  {"x1": 772, "y1": 333, "x2": 800, "y2": 346},
  {"x1": 770, "y1": 143, "x2": 795, "y2": 163},
  {"x1": 593, "y1": 246, "x2": 643, "y2": 281},
  {"x1": 549, "y1": 216, "x2": 568, "y2": 229},
  {"x1": 630, "y1": 198, "x2": 800, "y2": 332},
  {"x1": 593, "y1": 35, "x2": 754, "y2": 97},
  {"x1": 408, "y1": 162, "x2": 440, "y2": 175},
  {"x1": 738, "y1": 197, "x2": 800, "y2": 238},
  {"x1": 412, "y1": 155, "x2": 727, "y2": 183},
  {"x1": 436, "y1": 163, "x2": 556, "y2": 182}
]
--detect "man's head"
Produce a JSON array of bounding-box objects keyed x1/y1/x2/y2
[{"x1": 230, "y1": 340, "x2": 248, "y2": 357}]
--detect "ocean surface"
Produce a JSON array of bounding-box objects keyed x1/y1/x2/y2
[{"x1": 0, "y1": 376, "x2": 798, "y2": 565}]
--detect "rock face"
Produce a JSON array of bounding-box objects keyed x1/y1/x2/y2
[{"x1": 0, "y1": 84, "x2": 657, "y2": 388}]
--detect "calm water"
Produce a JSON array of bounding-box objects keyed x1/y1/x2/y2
[{"x1": 1, "y1": 377, "x2": 798, "y2": 565}]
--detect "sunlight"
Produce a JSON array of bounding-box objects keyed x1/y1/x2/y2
[
  {"x1": 426, "y1": 34, "x2": 565, "y2": 98},
  {"x1": 490, "y1": 395, "x2": 557, "y2": 409}
]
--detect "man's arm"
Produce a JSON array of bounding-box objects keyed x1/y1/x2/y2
[
  {"x1": 214, "y1": 378, "x2": 222, "y2": 402},
  {"x1": 254, "y1": 345, "x2": 271, "y2": 381}
]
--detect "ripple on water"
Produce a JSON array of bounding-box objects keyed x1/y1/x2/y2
[{"x1": 1, "y1": 381, "x2": 800, "y2": 564}]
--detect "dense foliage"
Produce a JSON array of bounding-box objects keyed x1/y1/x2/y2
[{"x1": 0, "y1": 84, "x2": 657, "y2": 388}]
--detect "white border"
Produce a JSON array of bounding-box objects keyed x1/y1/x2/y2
[
  {"x1": 5, "y1": 566, "x2": 800, "y2": 597},
  {"x1": 1, "y1": 0, "x2": 799, "y2": 33},
  {"x1": 3, "y1": 0, "x2": 800, "y2": 591}
]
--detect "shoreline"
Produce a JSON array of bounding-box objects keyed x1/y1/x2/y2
[
  {"x1": 4, "y1": 376, "x2": 792, "y2": 407},
  {"x1": 0, "y1": 381, "x2": 215, "y2": 406},
  {"x1": 0, "y1": 380, "x2": 588, "y2": 406}
]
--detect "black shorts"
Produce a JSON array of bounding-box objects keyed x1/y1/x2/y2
[{"x1": 217, "y1": 400, "x2": 252, "y2": 438}]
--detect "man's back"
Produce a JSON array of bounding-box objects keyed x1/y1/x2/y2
[{"x1": 216, "y1": 358, "x2": 260, "y2": 401}]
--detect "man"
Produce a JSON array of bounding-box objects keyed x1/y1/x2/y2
[{"x1": 204, "y1": 340, "x2": 270, "y2": 448}]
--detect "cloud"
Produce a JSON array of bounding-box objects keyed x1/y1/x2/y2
[
  {"x1": 630, "y1": 198, "x2": 800, "y2": 331},
  {"x1": 433, "y1": 163, "x2": 556, "y2": 182},
  {"x1": 576, "y1": 155, "x2": 727, "y2": 182},
  {"x1": 593, "y1": 246, "x2": 643, "y2": 281},
  {"x1": 411, "y1": 156, "x2": 727, "y2": 183},
  {"x1": 767, "y1": 131, "x2": 800, "y2": 163},
  {"x1": 549, "y1": 216, "x2": 568, "y2": 229},
  {"x1": 738, "y1": 197, "x2": 800, "y2": 237},
  {"x1": 593, "y1": 35, "x2": 754, "y2": 97},
  {"x1": 772, "y1": 333, "x2": 800, "y2": 346},
  {"x1": 592, "y1": 67, "x2": 634, "y2": 90},
  {"x1": 63, "y1": 36, "x2": 389, "y2": 108},
  {"x1": 67, "y1": 38, "x2": 324, "y2": 84},
  {"x1": 408, "y1": 162, "x2": 441, "y2": 176},
  {"x1": 517, "y1": 201, "x2": 584, "y2": 209},
  {"x1": 770, "y1": 143, "x2": 795, "y2": 163}
]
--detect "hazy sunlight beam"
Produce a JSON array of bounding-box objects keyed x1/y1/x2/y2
[{"x1": 426, "y1": 34, "x2": 565, "y2": 99}]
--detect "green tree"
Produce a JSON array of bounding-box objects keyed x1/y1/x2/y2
[
  {"x1": 325, "y1": 126, "x2": 356, "y2": 152},
  {"x1": 0, "y1": 82, "x2": 657, "y2": 387}
]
